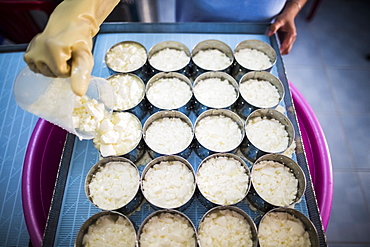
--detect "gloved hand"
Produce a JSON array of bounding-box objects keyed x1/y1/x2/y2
[{"x1": 24, "y1": 0, "x2": 120, "y2": 96}]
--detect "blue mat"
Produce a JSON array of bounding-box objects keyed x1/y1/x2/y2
[{"x1": 0, "y1": 48, "x2": 37, "y2": 246}]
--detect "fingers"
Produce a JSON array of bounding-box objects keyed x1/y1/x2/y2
[
  {"x1": 278, "y1": 31, "x2": 296, "y2": 55},
  {"x1": 24, "y1": 36, "x2": 70, "y2": 78},
  {"x1": 71, "y1": 47, "x2": 94, "y2": 96},
  {"x1": 267, "y1": 19, "x2": 297, "y2": 55},
  {"x1": 267, "y1": 21, "x2": 282, "y2": 37}
]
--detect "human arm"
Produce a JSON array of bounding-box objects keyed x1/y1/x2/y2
[
  {"x1": 24, "y1": 0, "x2": 120, "y2": 96},
  {"x1": 267, "y1": 0, "x2": 307, "y2": 55}
]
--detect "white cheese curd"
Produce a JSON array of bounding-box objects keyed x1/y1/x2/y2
[
  {"x1": 194, "y1": 77, "x2": 237, "y2": 108},
  {"x1": 192, "y1": 49, "x2": 232, "y2": 70},
  {"x1": 252, "y1": 160, "x2": 298, "y2": 206},
  {"x1": 239, "y1": 79, "x2": 280, "y2": 108},
  {"x1": 234, "y1": 48, "x2": 272, "y2": 70},
  {"x1": 72, "y1": 95, "x2": 107, "y2": 135},
  {"x1": 93, "y1": 112, "x2": 142, "y2": 157},
  {"x1": 108, "y1": 74, "x2": 144, "y2": 111},
  {"x1": 149, "y1": 48, "x2": 190, "y2": 71},
  {"x1": 142, "y1": 161, "x2": 195, "y2": 208},
  {"x1": 145, "y1": 117, "x2": 192, "y2": 154},
  {"x1": 82, "y1": 214, "x2": 136, "y2": 247},
  {"x1": 28, "y1": 78, "x2": 107, "y2": 138},
  {"x1": 283, "y1": 141, "x2": 296, "y2": 158},
  {"x1": 146, "y1": 78, "x2": 192, "y2": 109},
  {"x1": 88, "y1": 161, "x2": 139, "y2": 210},
  {"x1": 139, "y1": 212, "x2": 196, "y2": 247},
  {"x1": 106, "y1": 42, "x2": 146, "y2": 72},
  {"x1": 198, "y1": 209, "x2": 253, "y2": 247},
  {"x1": 245, "y1": 117, "x2": 289, "y2": 153},
  {"x1": 258, "y1": 212, "x2": 311, "y2": 247},
  {"x1": 195, "y1": 115, "x2": 242, "y2": 152},
  {"x1": 197, "y1": 156, "x2": 249, "y2": 205}
]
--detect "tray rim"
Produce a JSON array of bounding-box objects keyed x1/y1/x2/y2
[{"x1": 42, "y1": 22, "x2": 327, "y2": 246}]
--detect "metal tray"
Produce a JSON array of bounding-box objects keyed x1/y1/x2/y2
[{"x1": 42, "y1": 23, "x2": 327, "y2": 246}]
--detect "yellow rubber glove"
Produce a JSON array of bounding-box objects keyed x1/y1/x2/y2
[{"x1": 24, "y1": 0, "x2": 120, "y2": 96}]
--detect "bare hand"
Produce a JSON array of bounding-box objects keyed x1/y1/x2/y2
[{"x1": 267, "y1": 14, "x2": 297, "y2": 55}]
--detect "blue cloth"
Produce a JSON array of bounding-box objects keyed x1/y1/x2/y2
[{"x1": 176, "y1": 0, "x2": 286, "y2": 22}]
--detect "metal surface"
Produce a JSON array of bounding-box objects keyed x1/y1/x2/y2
[
  {"x1": 193, "y1": 71, "x2": 239, "y2": 116},
  {"x1": 141, "y1": 155, "x2": 196, "y2": 210},
  {"x1": 232, "y1": 39, "x2": 277, "y2": 81},
  {"x1": 235, "y1": 71, "x2": 285, "y2": 119},
  {"x1": 146, "y1": 72, "x2": 193, "y2": 115},
  {"x1": 248, "y1": 153, "x2": 306, "y2": 212},
  {"x1": 41, "y1": 23, "x2": 327, "y2": 246},
  {"x1": 198, "y1": 205, "x2": 258, "y2": 247}
]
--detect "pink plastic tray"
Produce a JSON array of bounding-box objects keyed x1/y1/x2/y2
[{"x1": 22, "y1": 84, "x2": 333, "y2": 247}]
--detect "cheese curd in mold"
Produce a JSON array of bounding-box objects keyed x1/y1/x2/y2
[
  {"x1": 194, "y1": 77, "x2": 237, "y2": 108},
  {"x1": 197, "y1": 156, "x2": 249, "y2": 205},
  {"x1": 93, "y1": 112, "x2": 142, "y2": 157},
  {"x1": 106, "y1": 42, "x2": 146, "y2": 72},
  {"x1": 245, "y1": 116, "x2": 289, "y2": 153},
  {"x1": 195, "y1": 115, "x2": 242, "y2": 152},
  {"x1": 88, "y1": 161, "x2": 139, "y2": 210},
  {"x1": 146, "y1": 77, "x2": 192, "y2": 110},
  {"x1": 142, "y1": 160, "x2": 195, "y2": 208},
  {"x1": 234, "y1": 48, "x2": 272, "y2": 70},
  {"x1": 198, "y1": 209, "x2": 253, "y2": 247},
  {"x1": 82, "y1": 214, "x2": 136, "y2": 247},
  {"x1": 252, "y1": 160, "x2": 298, "y2": 206},
  {"x1": 192, "y1": 49, "x2": 232, "y2": 70},
  {"x1": 145, "y1": 117, "x2": 192, "y2": 155},
  {"x1": 108, "y1": 74, "x2": 144, "y2": 111},
  {"x1": 239, "y1": 79, "x2": 280, "y2": 108},
  {"x1": 139, "y1": 212, "x2": 196, "y2": 247},
  {"x1": 149, "y1": 48, "x2": 190, "y2": 71},
  {"x1": 258, "y1": 212, "x2": 311, "y2": 247}
]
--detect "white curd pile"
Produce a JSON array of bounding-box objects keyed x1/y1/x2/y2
[
  {"x1": 142, "y1": 160, "x2": 195, "y2": 208},
  {"x1": 93, "y1": 112, "x2": 142, "y2": 157},
  {"x1": 72, "y1": 95, "x2": 106, "y2": 135},
  {"x1": 28, "y1": 78, "x2": 107, "y2": 138},
  {"x1": 82, "y1": 214, "x2": 136, "y2": 247},
  {"x1": 195, "y1": 115, "x2": 242, "y2": 152},
  {"x1": 197, "y1": 156, "x2": 249, "y2": 205},
  {"x1": 239, "y1": 79, "x2": 280, "y2": 108},
  {"x1": 198, "y1": 209, "x2": 253, "y2": 247},
  {"x1": 139, "y1": 212, "x2": 196, "y2": 247},
  {"x1": 245, "y1": 117, "x2": 289, "y2": 153},
  {"x1": 234, "y1": 48, "x2": 272, "y2": 70},
  {"x1": 149, "y1": 48, "x2": 190, "y2": 71},
  {"x1": 145, "y1": 117, "x2": 192, "y2": 154},
  {"x1": 192, "y1": 49, "x2": 232, "y2": 70},
  {"x1": 108, "y1": 74, "x2": 144, "y2": 111},
  {"x1": 146, "y1": 77, "x2": 192, "y2": 109},
  {"x1": 258, "y1": 212, "x2": 311, "y2": 247},
  {"x1": 88, "y1": 161, "x2": 139, "y2": 210},
  {"x1": 252, "y1": 160, "x2": 298, "y2": 206},
  {"x1": 194, "y1": 77, "x2": 237, "y2": 108},
  {"x1": 106, "y1": 42, "x2": 147, "y2": 72}
]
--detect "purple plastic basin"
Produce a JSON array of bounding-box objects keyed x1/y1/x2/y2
[
  {"x1": 21, "y1": 119, "x2": 67, "y2": 247},
  {"x1": 21, "y1": 84, "x2": 333, "y2": 247},
  {"x1": 290, "y1": 82, "x2": 333, "y2": 231}
]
